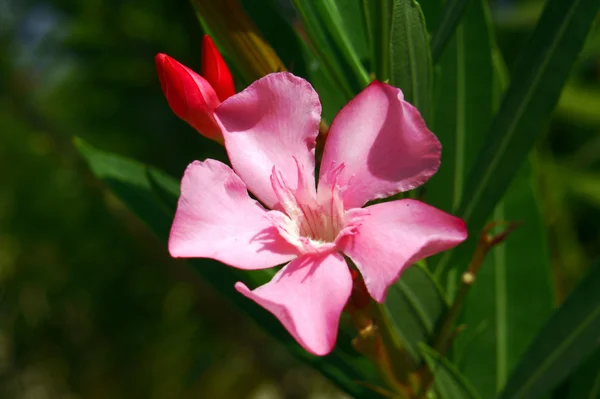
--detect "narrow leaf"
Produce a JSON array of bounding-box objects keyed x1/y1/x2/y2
[
  {"x1": 390, "y1": 0, "x2": 432, "y2": 121},
  {"x1": 430, "y1": 0, "x2": 471, "y2": 63},
  {"x1": 425, "y1": 0, "x2": 494, "y2": 215},
  {"x1": 362, "y1": 0, "x2": 392, "y2": 80},
  {"x1": 565, "y1": 349, "x2": 600, "y2": 399},
  {"x1": 457, "y1": 162, "x2": 555, "y2": 398},
  {"x1": 498, "y1": 263, "x2": 600, "y2": 399},
  {"x1": 435, "y1": 0, "x2": 600, "y2": 276},
  {"x1": 291, "y1": 0, "x2": 360, "y2": 97},
  {"x1": 419, "y1": 344, "x2": 482, "y2": 399},
  {"x1": 385, "y1": 264, "x2": 448, "y2": 364},
  {"x1": 313, "y1": 0, "x2": 370, "y2": 87}
]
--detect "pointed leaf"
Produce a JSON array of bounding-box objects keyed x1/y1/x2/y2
[
  {"x1": 435, "y1": 0, "x2": 600, "y2": 277},
  {"x1": 457, "y1": 162, "x2": 555, "y2": 398},
  {"x1": 425, "y1": 0, "x2": 494, "y2": 215},
  {"x1": 497, "y1": 262, "x2": 600, "y2": 399}
]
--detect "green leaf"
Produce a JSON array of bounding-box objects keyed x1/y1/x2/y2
[
  {"x1": 291, "y1": 0, "x2": 362, "y2": 97},
  {"x1": 497, "y1": 262, "x2": 600, "y2": 399},
  {"x1": 299, "y1": 39, "x2": 349, "y2": 122},
  {"x1": 430, "y1": 0, "x2": 471, "y2": 64},
  {"x1": 435, "y1": 0, "x2": 600, "y2": 277},
  {"x1": 332, "y1": 0, "x2": 371, "y2": 62},
  {"x1": 362, "y1": 0, "x2": 392, "y2": 80},
  {"x1": 425, "y1": 0, "x2": 494, "y2": 215},
  {"x1": 74, "y1": 138, "x2": 384, "y2": 398},
  {"x1": 565, "y1": 349, "x2": 600, "y2": 399},
  {"x1": 385, "y1": 264, "x2": 448, "y2": 364},
  {"x1": 390, "y1": 0, "x2": 432, "y2": 122},
  {"x1": 311, "y1": 0, "x2": 370, "y2": 88},
  {"x1": 456, "y1": 161, "x2": 555, "y2": 398},
  {"x1": 419, "y1": 344, "x2": 482, "y2": 399},
  {"x1": 418, "y1": 0, "x2": 443, "y2": 33}
]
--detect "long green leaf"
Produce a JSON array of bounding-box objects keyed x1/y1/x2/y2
[
  {"x1": 565, "y1": 349, "x2": 600, "y2": 399},
  {"x1": 291, "y1": 0, "x2": 360, "y2": 97},
  {"x1": 425, "y1": 0, "x2": 493, "y2": 215},
  {"x1": 435, "y1": 0, "x2": 600, "y2": 277},
  {"x1": 456, "y1": 162, "x2": 555, "y2": 398},
  {"x1": 449, "y1": 15, "x2": 555, "y2": 396},
  {"x1": 430, "y1": 0, "x2": 471, "y2": 63},
  {"x1": 312, "y1": 0, "x2": 370, "y2": 88},
  {"x1": 385, "y1": 264, "x2": 448, "y2": 364},
  {"x1": 419, "y1": 344, "x2": 481, "y2": 399},
  {"x1": 497, "y1": 262, "x2": 600, "y2": 399},
  {"x1": 74, "y1": 138, "x2": 384, "y2": 398},
  {"x1": 390, "y1": 0, "x2": 432, "y2": 121},
  {"x1": 362, "y1": 0, "x2": 392, "y2": 80}
]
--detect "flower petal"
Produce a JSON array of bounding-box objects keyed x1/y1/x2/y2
[
  {"x1": 169, "y1": 159, "x2": 298, "y2": 269},
  {"x1": 215, "y1": 72, "x2": 321, "y2": 209},
  {"x1": 155, "y1": 53, "x2": 223, "y2": 142},
  {"x1": 235, "y1": 252, "x2": 352, "y2": 355},
  {"x1": 319, "y1": 81, "x2": 441, "y2": 209},
  {"x1": 338, "y1": 199, "x2": 467, "y2": 302}
]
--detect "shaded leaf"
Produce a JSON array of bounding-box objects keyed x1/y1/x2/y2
[
  {"x1": 385, "y1": 264, "x2": 447, "y2": 364},
  {"x1": 419, "y1": 344, "x2": 481, "y2": 399},
  {"x1": 430, "y1": 0, "x2": 471, "y2": 63},
  {"x1": 565, "y1": 349, "x2": 600, "y2": 399},
  {"x1": 362, "y1": 0, "x2": 392, "y2": 80},
  {"x1": 425, "y1": 0, "x2": 494, "y2": 215},
  {"x1": 498, "y1": 262, "x2": 600, "y2": 399}
]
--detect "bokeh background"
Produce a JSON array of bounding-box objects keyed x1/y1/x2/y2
[{"x1": 0, "y1": 0, "x2": 598, "y2": 398}]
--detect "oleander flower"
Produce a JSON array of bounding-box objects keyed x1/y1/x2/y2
[
  {"x1": 168, "y1": 72, "x2": 467, "y2": 355},
  {"x1": 156, "y1": 35, "x2": 235, "y2": 143}
]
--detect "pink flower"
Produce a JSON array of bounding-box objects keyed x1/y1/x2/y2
[
  {"x1": 156, "y1": 35, "x2": 235, "y2": 143},
  {"x1": 168, "y1": 72, "x2": 467, "y2": 356}
]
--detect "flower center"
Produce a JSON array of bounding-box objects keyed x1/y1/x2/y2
[{"x1": 267, "y1": 160, "x2": 365, "y2": 254}]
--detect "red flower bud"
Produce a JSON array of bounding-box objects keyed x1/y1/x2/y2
[
  {"x1": 155, "y1": 53, "x2": 223, "y2": 143},
  {"x1": 201, "y1": 35, "x2": 236, "y2": 102}
]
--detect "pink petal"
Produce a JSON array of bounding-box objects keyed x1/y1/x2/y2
[
  {"x1": 169, "y1": 159, "x2": 298, "y2": 269},
  {"x1": 319, "y1": 81, "x2": 441, "y2": 209},
  {"x1": 155, "y1": 53, "x2": 223, "y2": 142},
  {"x1": 235, "y1": 252, "x2": 352, "y2": 355},
  {"x1": 215, "y1": 72, "x2": 321, "y2": 209},
  {"x1": 338, "y1": 199, "x2": 467, "y2": 302}
]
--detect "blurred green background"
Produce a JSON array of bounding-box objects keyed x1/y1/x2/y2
[{"x1": 0, "y1": 0, "x2": 598, "y2": 398}]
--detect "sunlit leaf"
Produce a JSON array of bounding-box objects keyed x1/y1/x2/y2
[
  {"x1": 390, "y1": 0, "x2": 432, "y2": 121},
  {"x1": 435, "y1": 0, "x2": 600, "y2": 277}
]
